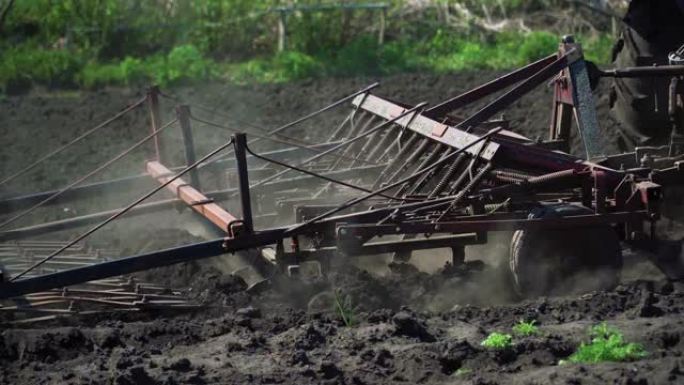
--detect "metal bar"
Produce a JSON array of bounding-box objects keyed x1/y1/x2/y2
[
  {"x1": 198, "y1": 83, "x2": 380, "y2": 166},
  {"x1": 285, "y1": 127, "x2": 504, "y2": 235},
  {"x1": 386, "y1": 138, "x2": 431, "y2": 186},
  {"x1": 0, "y1": 143, "x2": 339, "y2": 213},
  {"x1": 245, "y1": 145, "x2": 414, "y2": 201},
  {"x1": 331, "y1": 111, "x2": 374, "y2": 169},
  {"x1": 147, "y1": 86, "x2": 163, "y2": 161},
  {"x1": 455, "y1": 52, "x2": 573, "y2": 130},
  {"x1": 338, "y1": 211, "x2": 648, "y2": 237},
  {"x1": 147, "y1": 161, "x2": 238, "y2": 234},
  {"x1": 427, "y1": 153, "x2": 467, "y2": 198},
  {"x1": 353, "y1": 94, "x2": 499, "y2": 160},
  {"x1": 233, "y1": 134, "x2": 254, "y2": 234},
  {"x1": 0, "y1": 96, "x2": 146, "y2": 188},
  {"x1": 177, "y1": 105, "x2": 201, "y2": 189},
  {"x1": 10, "y1": 137, "x2": 237, "y2": 281},
  {"x1": 437, "y1": 163, "x2": 493, "y2": 222},
  {"x1": 372, "y1": 132, "x2": 419, "y2": 188},
  {"x1": 337, "y1": 233, "x2": 484, "y2": 256},
  {"x1": 426, "y1": 54, "x2": 558, "y2": 118},
  {"x1": 402, "y1": 143, "x2": 446, "y2": 196},
  {"x1": 240, "y1": 103, "x2": 428, "y2": 195},
  {"x1": 0, "y1": 165, "x2": 385, "y2": 242},
  {"x1": 0, "y1": 230, "x2": 285, "y2": 300},
  {"x1": 599, "y1": 65, "x2": 684, "y2": 78},
  {"x1": 0, "y1": 174, "x2": 154, "y2": 213},
  {"x1": 0, "y1": 118, "x2": 177, "y2": 231}
]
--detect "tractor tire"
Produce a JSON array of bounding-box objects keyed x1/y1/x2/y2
[
  {"x1": 609, "y1": 0, "x2": 684, "y2": 150},
  {"x1": 509, "y1": 203, "x2": 622, "y2": 297}
]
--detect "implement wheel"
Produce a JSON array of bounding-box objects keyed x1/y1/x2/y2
[{"x1": 509, "y1": 203, "x2": 622, "y2": 297}]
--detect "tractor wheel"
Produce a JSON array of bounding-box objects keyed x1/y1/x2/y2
[{"x1": 509, "y1": 203, "x2": 622, "y2": 297}]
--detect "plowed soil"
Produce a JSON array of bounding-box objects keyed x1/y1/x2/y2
[{"x1": 1, "y1": 72, "x2": 682, "y2": 385}]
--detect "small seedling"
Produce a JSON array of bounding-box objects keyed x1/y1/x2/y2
[
  {"x1": 513, "y1": 319, "x2": 539, "y2": 336},
  {"x1": 567, "y1": 323, "x2": 647, "y2": 363},
  {"x1": 454, "y1": 368, "x2": 471, "y2": 376},
  {"x1": 333, "y1": 288, "x2": 356, "y2": 327},
  {"x1": 480, "y1": 332, "x2": 513, "y2": 350}
]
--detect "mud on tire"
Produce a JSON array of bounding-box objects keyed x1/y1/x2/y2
[{"x1": 509, "y1": 203, "x2": 622, "y2": 297}]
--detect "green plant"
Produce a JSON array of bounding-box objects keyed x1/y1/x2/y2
[
  {"x1": 480, "y1": 332, "x2": 513, "y2": 350},
  {"x1": 454, "y1": 368, "x2": 472, "y2": 376},
  {"x1": 567, "y1": 323, "x2": 647, "y2": 364},
  {"x1": 333, "y1": 288, "x2": 356, "y2": 328},
  {"x1": 513, "y1": 319, "x2": 539, "y2": 336}
]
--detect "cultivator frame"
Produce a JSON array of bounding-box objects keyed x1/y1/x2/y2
[{"x1": 2, "y1": 37, "x2": 684, "y2": 317}]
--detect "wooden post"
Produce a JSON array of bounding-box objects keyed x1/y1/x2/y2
[
  {"x1": 176, "y1": 105, "x2": 201, "y2": 190},
  {"x1": 146, "y1": 86, "x2": 163, "y2": 161},
  {"x1": 277, "y1": 10, "x2": 287, "y2": 52},
  {"x1": 378, "y1": 7, "x2": 386, "y2": 45}
]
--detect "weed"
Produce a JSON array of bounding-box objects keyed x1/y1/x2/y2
[
  {"x1": 513, "y1": 319, "x2": 539, "y2": 336},
  {"x1": 567, "y1": 323, "x2": 647, "y2": 364},
  {"x1": 333, "y1": 289, "x2": 355, "y2": 328},
  {"x1": 480, "y1": 332, "x2": 513, "y2": 350},
  {"x1": 454, "y1": 367, "x2": 472, "y2": 376}
]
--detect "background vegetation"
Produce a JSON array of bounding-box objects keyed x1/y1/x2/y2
[{"x1": 0, "y1": 0, "x2": 625, "y2": 92}]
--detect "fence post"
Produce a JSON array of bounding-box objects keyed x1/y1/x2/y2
[
  {"x1": 277, "y1": 10, "x2": 288, "y2": 52},
  {"x1": 233, "y1": 133, "x2": 254, "y2": 234},
  {"x1": 176, "y1": 105, "x2": 201, "y2": 190},
  {"x1": 146, "y1": 86, "x2": 163, "y2": 161},
  {"x1": 378, "y1": 7, "x2": 386, "y2": 45}
]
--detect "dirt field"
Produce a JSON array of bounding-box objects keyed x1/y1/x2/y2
[{"x1": 1, "y1": 72, "x2": 682, "y2": 385}]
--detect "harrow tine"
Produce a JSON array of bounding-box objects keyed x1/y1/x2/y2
[
  {"x1": 330, "y1": 111, "x2": 375, "y2": 170},
  {"x1": 386, "y1": 138, "x2": 432, "y2": 189},
  {"x1": 436, "y1": 163, "x2": 494, "y2": 222},
  {"x1": 327, "y1": 111, "x2": 353, "y2": 142},
  {"x1": 397, "y1": 143, "x2": 447, "y2": 197},
  {"x1": 427, "y1": 153, "x2": 468, "y2": 199},
  {"x1": 372, "y1": 131, "x2": 419, "y2": 189},
  {"x1": 349, "y1": 118, "x2": 384, "y2": 168}
]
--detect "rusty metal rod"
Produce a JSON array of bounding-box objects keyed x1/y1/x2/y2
[
  {"x1": 244, "y1": 144, "x2": 418, "y2": 202},
  {"x1": 236, "y1": 103, "x2": 428, "y2": 197},
  {"x1": 285, "y1": 126, "x2": 504, "y2": 235},
  {"x1": 0, "y1": 118, "x2": 178, "y2": 231},
  {"x1": 0, "y1": 97, "x2": 146, "y2": 188},
  {"x1": 191, "y1": 84, "x2": 379, "y2": 166},
  {"x1": 190, "y1": 115, "x2": 379, "y2": 167},
  {"x1": 10, "y1": 137, "x2": 237, "y2": 281}
]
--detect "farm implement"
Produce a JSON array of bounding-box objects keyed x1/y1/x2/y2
[{"x1": 2, "y1": 36, "x2": 684, "y2": 322}]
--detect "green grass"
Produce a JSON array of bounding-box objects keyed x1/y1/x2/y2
[
  {"x1": 480, "y1": 332, "x2": 513, "y2": 350},
  {"x1": 513, "y1": 319, "x2": 539, "y2": 337},
  {"x1": 333, "y1": 288, "x2": 355, "y2": 328},
  {"x1": 566, "y1": 323, "x2": 647, "y2": 364}
]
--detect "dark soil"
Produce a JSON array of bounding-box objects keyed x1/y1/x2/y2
[{"x1": 0, "y1": 72, "x2": 682, "y2": 385}]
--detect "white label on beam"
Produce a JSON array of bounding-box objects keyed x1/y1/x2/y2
[{"x1": 353, "y1": 94, "x2": 499, "y2": 160}]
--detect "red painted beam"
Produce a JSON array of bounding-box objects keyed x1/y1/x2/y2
[{"x1": 146, "y1": 161, "x2": 240, "y2": 236}]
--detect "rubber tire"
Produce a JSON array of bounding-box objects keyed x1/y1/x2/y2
[
  {"x1": 509, "y1": 203, "x2": 622, "y2": 298},
  {"x1": 609, "y1": 1, "x2": 684, "y2": 149}
]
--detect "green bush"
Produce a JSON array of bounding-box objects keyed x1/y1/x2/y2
[
  {"x1": 0, "y1": 45, "x2": 83, "y2": 90},
  {"x1": 567, "y1": 323, "x2": 647, "y2": 364},
  {"x1": 512, "y1": 319, "x2": 539, "y2": 337},
  {"x1": 231, "y1": 51, "x2": 323, "y2": 83},
  {"x1": 518, "y1": 31, "x2": 559, "y2": 62},
  {"x1": 481, "y1": 332, "x2": 513, "y2": 350},
  {"x1": 77, "y1": 45, "x2": 217, "y2": 88}
]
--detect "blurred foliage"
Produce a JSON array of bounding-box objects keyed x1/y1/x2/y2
[{"x1": 0, "y1": 0, "x2": 621, "y2": 91}]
